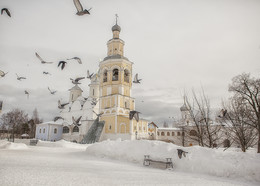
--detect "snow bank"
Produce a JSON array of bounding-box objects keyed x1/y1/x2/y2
[
  {"x1": 85, "y1": 139, "x2": 260, "y2": 182},
  {"x1": 0, "y1": 140, "x2": 28, "y2": 150},
  {"x1": 37, "y1": 140, "x2": 89, "y2": 150}
]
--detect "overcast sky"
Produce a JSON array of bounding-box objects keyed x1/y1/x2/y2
[{"x1": 0, "y1": 0, "x2": 260, "y2": 125}]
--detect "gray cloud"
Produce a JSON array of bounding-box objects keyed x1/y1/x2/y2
[{"x1": 1, "y1": 0, "x2": 260, "y2": 123}]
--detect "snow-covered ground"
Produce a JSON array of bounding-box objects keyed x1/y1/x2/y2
[{"x1": 0, "y1": 139, "x2": 259, "y2": 186}]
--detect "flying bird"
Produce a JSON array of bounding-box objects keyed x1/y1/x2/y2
[
  {"x1": 16, "y1": 73, "x2": 26, "y2": 81},
  {"x1": 218, "y1": 109, "x2": 227, "y2": 118},
  {"x1": 129, "y1": 110, "x2": 140, "y2": 122},
  {"x1": 24, "y1": 90, "x2": 29, "y2": 99},
  {"x1": 72, "y1": 116, "x2": 82, "y2": 126},
  {"x1": 35, "y1": 52, "x2": 53, "y2": 64},
  {"x1": 91, "y1": 98, "x2": 98, "y2": 106},
  {"x1": 87, "y1": 70, "x2": 94, "y2": 79},
  {"x1": 1, "y1": 8, "x2": 11, "y2": 17},
  {"x1": 92, "y1": 110, "x2": 103, "y2": 117},
  {"x1": 177, "y1": 149, "x2": 188, "y2": 159},
  {"x1": 58, "y1": 100, "x2": 69, "y2": 109},
  {"x1": 67, "y1": 57, "x2": 82, "y2": 64},
  {"x1": 73, "y1": 0, "x2": 92, "y2": 16},
  {"x1": 54, "y1": 116, "x2": 64, "y2": 122},
  {"x1": 58, "y1": 61, "x2": 67, "y2": 70},
  {"x1": 133, "y1": 73, "x2": 142, "y2": 83},
  {"x1": 70, "y1": 77, "x2": 85, "y2": 84},
  {"x1": 48, "y1": 87, "x2": 57, "y2": 95},
  {"x1": 43, "y1": 71, "x2": 51, "y2": 75},
  {"x1": 0, "y1": 70, "x2": 8, "y2": 77}
]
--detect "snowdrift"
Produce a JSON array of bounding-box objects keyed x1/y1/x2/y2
[
  {"x1": 37, "y1": 140, "x2": 89, "y2": 150},
  {"x1": 0, "y1": 140, "x2": 28, "y2": 150},
  {"x1": 85, "y1": 139, "x2": 260, "y2": 182}
]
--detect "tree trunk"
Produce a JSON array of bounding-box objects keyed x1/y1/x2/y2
[{"x1": 257, "y1": 130, "x2": 260, "y2": 153}]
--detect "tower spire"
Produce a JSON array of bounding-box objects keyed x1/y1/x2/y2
[{"x1": 115, "y1": 14, "x2": 118, "y2": 25}]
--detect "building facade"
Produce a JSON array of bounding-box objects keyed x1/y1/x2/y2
[
  {"x1": 35, "y1": 20, "x2": 149, "y2": 142},
  {"x1": 99, "y1": 22, "x2": 148, "y2": 140}
]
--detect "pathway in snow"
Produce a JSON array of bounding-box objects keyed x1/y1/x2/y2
[{"x1": 0, "y1": 145, "x2": 258, "y2": 186}]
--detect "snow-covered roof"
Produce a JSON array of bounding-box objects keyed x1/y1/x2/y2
[
  {"x1": 21, "y1": 133, "x2": 29, "y2": 137},
  {"x1": 38, "y1": 120, "x2": 64, "y2": 126},
  {"x1": 158, "y1": 127, "x2": 181, "y2": 131},
  {"x1": 69, "y1": 84, "x2": 83, "y2": 92}
]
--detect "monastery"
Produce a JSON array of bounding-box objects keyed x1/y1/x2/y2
[{"x1": 35, "y1": 20, "x2": 149, "y2": 143}]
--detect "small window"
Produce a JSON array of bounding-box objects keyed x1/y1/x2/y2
[
  {"x1": 177, "y1": 132, "x2": 180, "y2": 136},
  {"x1": 167, "y1": 132, "x2": 170, "y2": 136},
  {"x1": 161, "y1": 132, "x2": 165, "y2": 136},
  {"x1": 73, "y1": 126, "x2": 79, "y2": 133},
  {"x1": 63, "y1": 126, "x2": 69, "y2": 133},
  {"x1": 157, "y1": 132, "x2": 160, "y2": 136},
  {"x1": 124, "y1": 69, "x2": 129, "y2": 83},
  {"x1": 43, "y1": 128, "x2": 45, "y2": 133},
  {"x1": 103, "y1": 70, "x2": 108, "y2": 82},
  {"x1": 109, "y1": 125, "x2": 112, "y2": 130},
  {"x1": 172, "y1": 132, "x2": 175, "y2": 136},
  {"x1": 39, "y1": 129, "x2": 41, "y2": 133},
  {"x1": 182, "y1": 132, "x2": 185, "y2": 136},
  {"x1": 93, "y1": 89, "x2": 95, "y2": 96},
  {"x1": 54, "y1": 128, "x2": 57, "y2": 134},
  {"x1": 112, "y1": 69, "x2": 119, "y2": 81}
]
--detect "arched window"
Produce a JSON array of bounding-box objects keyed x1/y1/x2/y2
[
  {"x1": 63, "y1": 126, "x2": 69, "y2": 133},
  {"x1": 103, "y1": 70, "x2": 108, "y2": 82},
  {"x1": 124, "y1": 69, "x2": 129, "y2": 83},
  {"x1": 167, "y1": 132, "x2": 170, "y2": 136},
  {"x1": 157, "y1": 132, "x2": 160, "y2": 136},
  {"x1": 39, "y1": 129, "x2": 41, "y2": 133},
  {"x1": 161, "y1": 132, "x2": 165, "y2": 136},
  {"x1": 73, "y1": 126, "x2": 79, "y2": 133},
  {"x1": 172, "y1": 132, "x2": 175, "y2": 136},
  {"x1": 54, "y1": 128, "x2": 57, "y2": 134},
  {"x1": 189, "y1": 130, "x2": 197, "y2": 136},
  {"x1": 43, "y1": 128, "x2": 45, "y2": 133},
  {"x1": 177, "y1": 132, "x2": 180, "y2": 136},
  {"x1": 182, "y1": 132, "x2": 185, "y2": 136},
  {"x1": 125, "y1": 101, "x2": 129, "y2": 109},
  {"x1": 112, "y1": 69, "x2": 119, "y2": 81}
]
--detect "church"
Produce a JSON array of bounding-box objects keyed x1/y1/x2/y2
[{"x1": 35, "y1": 20, "x2": 149, "y2": 143}]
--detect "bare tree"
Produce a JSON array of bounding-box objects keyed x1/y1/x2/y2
[
  {"x1": 0, "y1": 108, "x2": 29, "y2": 141},
  {"x1": 221, "y1": 98, "x2": 257, "y2": 152},
  {"x1": 184, "y1": 89, "x2": 222, "y2": 147},
  {"x1": 228, "y1": 73, "x2": 260, "y2": 153}
]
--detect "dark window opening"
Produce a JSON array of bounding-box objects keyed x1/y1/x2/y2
[
  {"x1": 112, "y1": 69, "x2": 119, "y2": 81},
  {"x1": 63, "y1": 126, "x2": 69, "y2": 133},
  {"x1": 103, "y1": 70, "x2": 108, "y2": 82}
]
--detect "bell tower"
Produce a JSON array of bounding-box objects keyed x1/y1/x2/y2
[{"x1": 98, "y1": 16, "x2": 136, "y2": 140}]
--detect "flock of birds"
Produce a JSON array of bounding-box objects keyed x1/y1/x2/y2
[
  {"x1": 1, "y1": 0, "x2": 92, "y2": 18},
  {"x1": 0, "y1": 51, "x2": 95, "y2": 100},
  {"x1": 1, "y1": 0, "x2": 143, "y2": 124}
]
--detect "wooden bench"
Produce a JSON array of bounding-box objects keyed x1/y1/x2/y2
[{"x1": 143, "y1": 155, "x2": 173, "y2": 168}]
